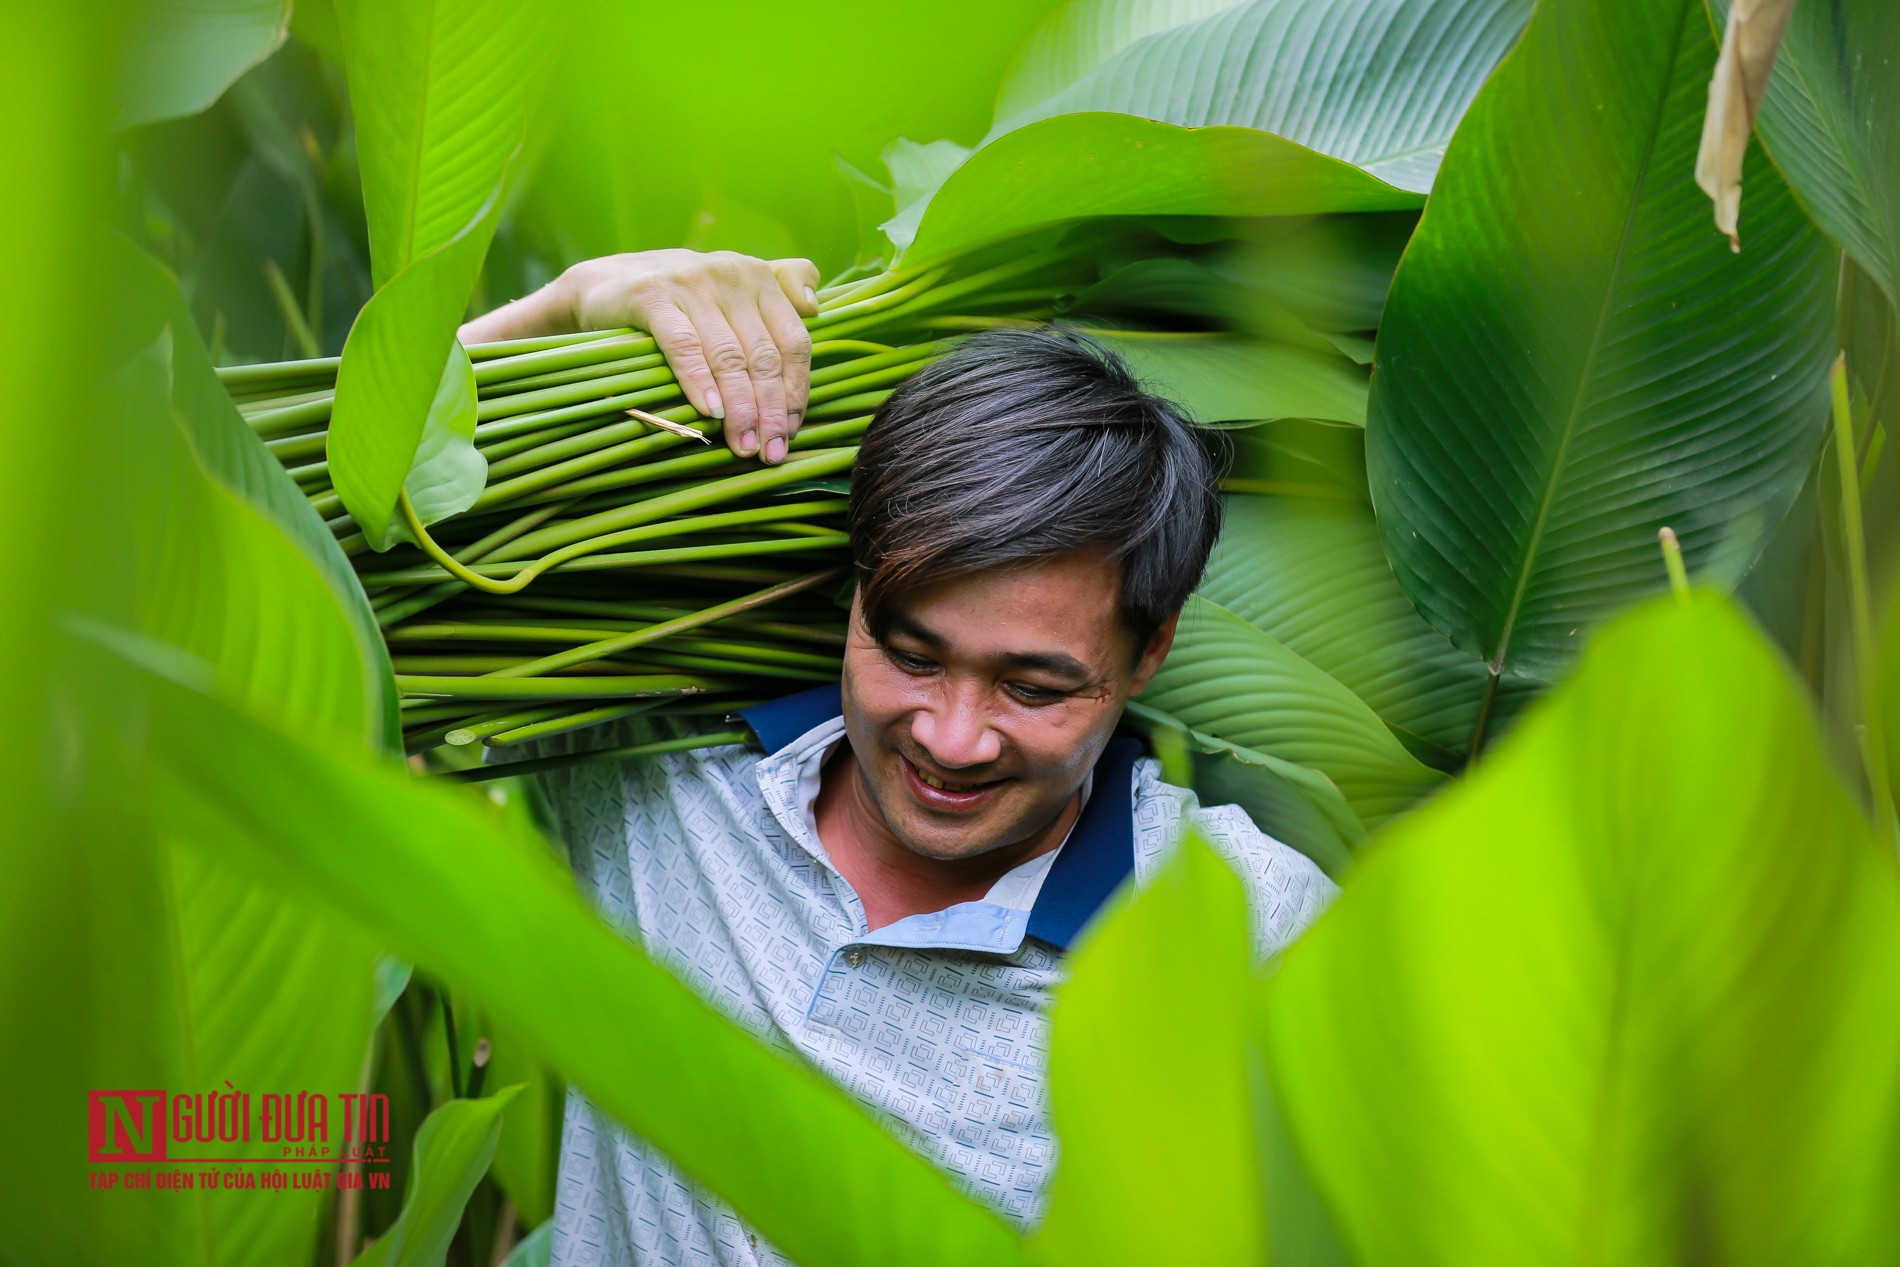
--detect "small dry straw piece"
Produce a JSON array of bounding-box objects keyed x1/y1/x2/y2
[{"x1": 628, "y1": 406, "x2": 711, "y2": 442}]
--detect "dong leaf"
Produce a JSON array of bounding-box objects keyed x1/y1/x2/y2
[
  {"x1": 87, "y1": 252, "x2": 384, "y2": 1267},
  {"x1": 899, "y1": 114, "x2": 1421, "y2": 263},
  {"x1": 352, "y1": 1089, "x2": 520, "y2": 1267},
  {"x1": 1200, "y1": 497, "x2": 1539, "y2": 764},
  {"x1": 116, "y1": 242, "x2": 395, "y2": 741},
  {"x1": 1093, "y1": 331, "x2": 1366, "y2": 426},
  {"x1": 1144, "y1": 595, "x2": 1445, "y2": 831},
  {"x1": 113, "y1": 0, "x2": 290, "y2": 130},
  {"x1": 109, "y1": 639, "x2": 1029, "y2": 1267},
  {"x1": 399, "y1": 344, "x2": 487, "y2": 532},
  {"x1": 900, "y1": 0, "x2": 1527, "y2": 260},
  {"x1": 1028, "y1": 834, "x2": 1266, "y2": 1264},
  {"x1": 1127, "y1": 699, "x2": 1366, "y2": 875},
  {"x1": 1713, "y1": 0, "x2": 1900, "y2": 308},
  {"x1": 992, "y1": 0, "x2": 1534, "y2": 192},
  {"x1": 328, "y1": 0, "x2": 575, "y2": 549},
  {"x1": 1224, "y1": 418, "x2": 1368, "y2": 501},
  {"x1": 1263, "y1": 592, "x2": 1900, "y2": 1265},
  {"x1": 1366, "y1": 0, "x2": 1835, "y2": 686},
  {"x1": 993, "y1": 0, "x2": 1247, "y2": 122}
]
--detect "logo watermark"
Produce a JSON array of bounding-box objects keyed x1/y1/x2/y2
[{"x1": 88, "y1": 1085, "x2": 394, "y2": 1195}]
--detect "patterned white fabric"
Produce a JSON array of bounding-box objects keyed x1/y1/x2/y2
[{"x1": 521, "y1": 697, "x2": 1336, "y2": 1266}]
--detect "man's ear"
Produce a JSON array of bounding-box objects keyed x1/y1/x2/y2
[{"x1": 1129, "y1": 610, "x2": 1180, "y2": 696}]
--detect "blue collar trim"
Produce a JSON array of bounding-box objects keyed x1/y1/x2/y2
[
  {"x1": 740, "y1": 681, "x2": 843, "y2": 756},
  {"x1": 1022, "y1": 736, "x2": 1141, "y2": 950},
  {"x1": 739, "y1": 682, "x2": 1138, "y2": 951}
]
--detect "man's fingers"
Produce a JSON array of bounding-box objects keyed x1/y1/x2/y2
[
  {"x1": 681, "y1": 296, "x2": 760, "y2": 457},
  {"x1": 759, "y1": 287, "x2": 813, "y2": 445},
  {"x1": 772, "y1": 258, "x2": 822, "y2": 316},
  {"x1": 721, "y1": 300, "x2": 794, "y2": 464},
  {"x1": 644, "y1": 302, "x2": 722, "y2": 423}
]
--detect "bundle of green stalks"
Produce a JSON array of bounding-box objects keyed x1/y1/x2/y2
[{"x1": 222, "y1": 248, "x2": 1102, "y2": 764}]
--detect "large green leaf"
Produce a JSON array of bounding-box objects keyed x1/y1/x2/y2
[
  {"x1": 113, "y1": 0, "x2": 290, "y2": 130},
  {"x1": 1126, "y1": 696, "x2": 1365, "y2": 877},
  {"x1": 1264, "y1": 592, "x2": 1900, "y2": 1265},
  {"x1": 992, "y1": 0, "x2": 1533, "y2": 192},
  {"x1": 328, "y1": 0, "x2": 575, "y2": 548},
  {"x1": 1366, "y1": 0, "x2": 1835, "y2": 687},
  {"x1": 1715, "y1": 0, "x2": 1900, "y2": 308},
  {"x1": 993, "y1": 0, "x2": 1246, "y2": 123},
  {"x1": 352, "y1": 1089, "x2": 520, "y2": 1267},
  {"x1": 1093, "y1": 331, "x2": 1366, "y2": 426},
  {"x1": 76, "y1": 253, "x2": 385, "y2": 1266},
  {"x1": 111, "y1": 641, "x2": 1030, "y2": 1267},
  {"x1": 118, "y1": 241, "x2": 396, "y2": 741},
  {"x1": 1201, "y1": 497, "x2": 1538, "y2": 764},
  {"x1": 899, "y1": 0, "x2": 1527, "y2": 261},
  {"x1": 900, "y1": 114, "x2": 1421, "y2": 264},
  {"x1": 330, "y1": 219, "x2": 498, "y2": 550},
  {"x1": 1027, "y1": 834, "x2": 1266, "y2": 1264},
  {"x1": 1144, "y1": 595, "x2": 1445, "y2": 831},
  {"x1": 1223, "y1": 418, "x2": 1368, "y2": 501}
]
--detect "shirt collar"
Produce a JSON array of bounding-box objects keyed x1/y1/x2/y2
[{"x1": 739, "y1": 682, "x2": 1141, "y2": 950}]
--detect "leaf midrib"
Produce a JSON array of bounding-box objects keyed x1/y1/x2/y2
[
  {"x1": 1482, "y1": 3, "x2": 1695, "y2": 687},
  {"x1": 395, "y1": 0, "x2": 441, "y2": 276}
]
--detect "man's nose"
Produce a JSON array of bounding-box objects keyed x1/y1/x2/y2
[{"x1": 909, "y1": 681, "x2": 1003, "y2": 769}]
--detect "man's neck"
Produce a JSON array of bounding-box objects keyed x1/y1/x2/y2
[{"x1": 812, "y1": 744, "x2": 1082, "y2": 933}]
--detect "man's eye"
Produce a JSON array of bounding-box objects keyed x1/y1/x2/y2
[
  {"x1": 1006, "y1": 682, "x2": 1065, "y2": 705},
  {"x1": 884, "y1": 647, "x2": 934, "y2": 673}
]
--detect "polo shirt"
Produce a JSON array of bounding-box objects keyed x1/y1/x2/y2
[{"x1": 520, "y1": 683, "x2": 1336, "y2": 1266}]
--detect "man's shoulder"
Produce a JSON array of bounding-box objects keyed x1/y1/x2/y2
[{"x1": 1129, "y1": 757, "x2": 1339, "y2": 959}]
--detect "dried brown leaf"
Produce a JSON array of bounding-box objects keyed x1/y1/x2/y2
[{"x1": 1696, "y1": 0, "x2": 1799, "y2": 250}]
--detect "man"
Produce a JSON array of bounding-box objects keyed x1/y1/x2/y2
[{"x1": 466, "y1": 250, "x2": 1336, "y2": 1265}]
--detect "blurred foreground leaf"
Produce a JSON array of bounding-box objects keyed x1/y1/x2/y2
[
  {"x1": 103, "y1": 634, "x2": 1028, "y2": 1267},
  {"x1": 1265, "y1": 593, "x2": 1900, "y2": 1265},
  {"x1": 74, "y1": 247, "x2": 386, "y2": 1267},
  {"x1": 1028, "y1": 835, "x2": 1265, "y2": 1263}
]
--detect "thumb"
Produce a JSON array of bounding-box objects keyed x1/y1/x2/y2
[{"x1": 771, "y1": 257, "x2": 822, "y2": 316}]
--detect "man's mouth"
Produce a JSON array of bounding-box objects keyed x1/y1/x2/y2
[
  {"x1": 900, "y1": 754, "x2": 1003, "y2": 811},
  {"x1": 914, "y1": 766, "x2": 985, "y2": 792}
]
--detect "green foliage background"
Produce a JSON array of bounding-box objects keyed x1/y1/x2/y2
[{"x1": 7, "y1": 0, "x2": 1900, "y2": 1265}]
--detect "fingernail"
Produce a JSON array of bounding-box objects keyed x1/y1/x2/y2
[
  {"x1": 706, "y1": 388, "x2": 725, "y2": 420},
  {"x1": 765, "y1": 435, "x2": 786, "y2": 463},
  {"x1": 740, "y1": 430, "x2": 758, "y2": 456},
  {"x1": 802, "y1": 286, "x2": 818, "y2": 309}
]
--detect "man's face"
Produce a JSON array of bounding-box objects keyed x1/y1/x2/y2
[{"x1": 838, "y1": 545, "x2": 1176, "y2": 862}]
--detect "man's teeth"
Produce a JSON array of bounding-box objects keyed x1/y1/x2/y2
[{"x1": 916, "y1": 767, "x2": 981, "y2": 792}]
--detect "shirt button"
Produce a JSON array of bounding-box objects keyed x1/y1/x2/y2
[{"x1": 845, "y1": 949, "x2": 864, "y2": 967}]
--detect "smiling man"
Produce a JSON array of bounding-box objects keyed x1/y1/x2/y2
[{"x1": 471, "y1": 251, "x2": 1336, "y2": 1266}]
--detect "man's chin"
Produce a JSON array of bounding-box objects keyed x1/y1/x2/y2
[{"x1": 885, "y1": 814, "x2": 1008, "y2": 863}]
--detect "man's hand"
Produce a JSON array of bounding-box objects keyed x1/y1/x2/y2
[{"x1": 459, "y1": 249, "x2": 821, "y2": 464}]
